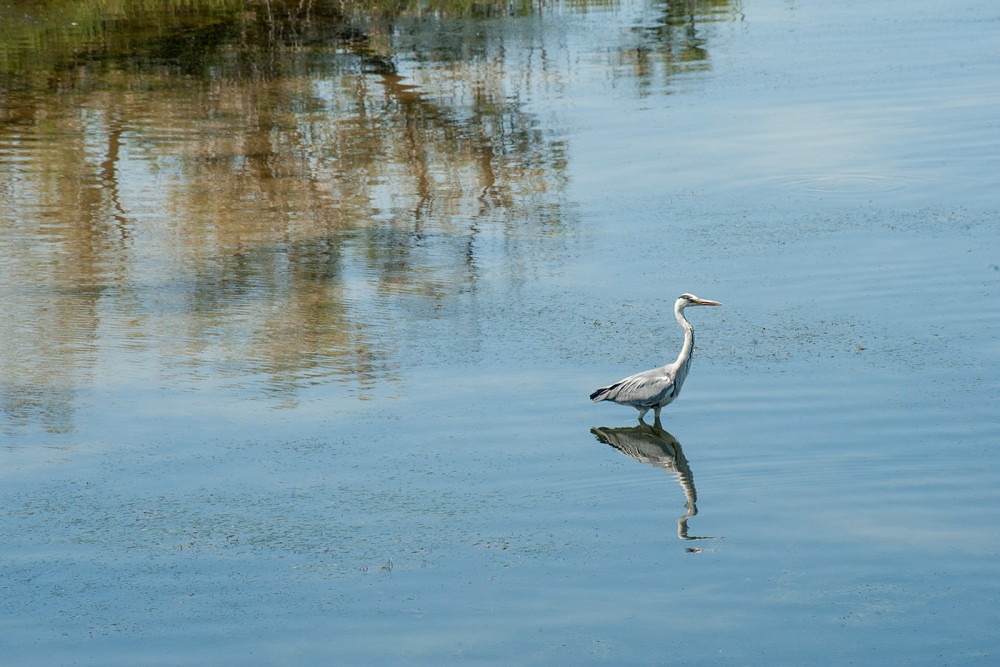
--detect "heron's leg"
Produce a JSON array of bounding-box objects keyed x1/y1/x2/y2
[
  {"x1": 653, "y1": 405, "x2": 662, "y2": 423},
  {"x1": 637, "y1": 407, "x2": 649, "y2": 423}
]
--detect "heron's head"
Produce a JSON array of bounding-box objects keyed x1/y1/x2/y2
[{"x1": 676, "y1": 293, "x2": 722, "y2": 309}]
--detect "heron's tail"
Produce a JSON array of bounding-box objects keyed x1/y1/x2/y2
[{"x1": 589, "y1": 386, "x2": 611, "y2": 402}]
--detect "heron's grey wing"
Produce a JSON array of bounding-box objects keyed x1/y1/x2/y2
[{"x1": 590, "y1": 367, "x2": 676, "y2": 406}]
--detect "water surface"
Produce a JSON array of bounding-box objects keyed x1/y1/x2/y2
[{"x1": 1, "y1": 0, "x2": 998, "y2": 664}]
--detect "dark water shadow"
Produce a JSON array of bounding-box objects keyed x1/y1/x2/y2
[{"x1": 591, "y1": 422, "x2": 710, "y2": 547}]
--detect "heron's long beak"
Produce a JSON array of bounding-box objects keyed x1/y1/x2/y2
[{"x1": 696, "y1": 299, "x2": 722, "y2": 307}]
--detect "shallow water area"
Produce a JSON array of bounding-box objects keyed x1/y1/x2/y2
[{"x1": 2, "y1": 0, "x2": 999, "y2": 664}]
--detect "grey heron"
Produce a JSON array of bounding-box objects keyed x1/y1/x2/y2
[{"x1": 590, "y1": 293, "x2": 722, "y2": 424}]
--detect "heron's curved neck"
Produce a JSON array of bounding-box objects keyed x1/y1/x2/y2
[{"x1": 673, "y1": 306, "x2": 695, "y2": 368}]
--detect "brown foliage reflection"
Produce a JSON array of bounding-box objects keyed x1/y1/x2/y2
[{"x1": 0, "y1": 1, "x2": 572, "y2": 429}]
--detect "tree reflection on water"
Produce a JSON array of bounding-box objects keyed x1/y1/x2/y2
[{"x1": 0, "y1": 0, "x2": 736, "y2": 431}]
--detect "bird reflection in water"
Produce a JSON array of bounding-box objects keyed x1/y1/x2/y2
[{"x1": 591, "y1": 422, "x2": 710, "y2": 548}]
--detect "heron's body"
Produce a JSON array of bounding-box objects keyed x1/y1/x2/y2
[{"x1": 590, "y1": 294, "x2": 721, "y2": 424}]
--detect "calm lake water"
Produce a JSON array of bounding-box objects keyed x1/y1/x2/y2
[{"x1": 2, "y1": 0, "x2": 999, "y2": 664}]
